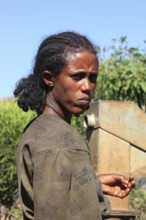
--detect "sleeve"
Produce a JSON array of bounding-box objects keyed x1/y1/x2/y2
[
  {"x1": 16, "y1": 143, "x2": 34, "y2": 220},
  {"x1": 67, "y1": 149, "x2": 111, "y2": 219},
  {"x1": 32, "y1": 148, "x2": 72, "y2": 220}
]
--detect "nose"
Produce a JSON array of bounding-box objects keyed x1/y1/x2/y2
[{"x1": 81, "y1": 78, "x2": 93, "y2": 92}]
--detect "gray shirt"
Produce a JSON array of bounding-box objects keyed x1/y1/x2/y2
[{"x1": 16, "y1": 114, "x2": 111, "y2": 220}]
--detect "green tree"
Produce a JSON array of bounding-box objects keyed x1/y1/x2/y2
[
  {"x1": 130, "y1": 186, "x2": 146, "y2": 220},
  {"x1": 0, "y1": 99, "x2": 36, "y2": 219},
  {"x1": 94, "y1": 37, "x2": 146, "y2": 111}
]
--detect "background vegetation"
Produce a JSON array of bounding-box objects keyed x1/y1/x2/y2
[
  {"x1": 94, "y1": 37, "x2": 146, "y2": 111},
  {"x1": 0, "y1": 38, "x2": 146, "y2": 219},
  {"x1": 0, "y1": 100, "x2": 36, "y2": 219}
]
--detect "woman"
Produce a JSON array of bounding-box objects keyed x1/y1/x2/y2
[{"x1": 14, "y1": 31, "x2": 135, "y2": 220}]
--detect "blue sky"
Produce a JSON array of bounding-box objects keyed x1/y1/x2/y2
[{"x1": 1, "y1": 0, "x2": 146, "y2": 98}]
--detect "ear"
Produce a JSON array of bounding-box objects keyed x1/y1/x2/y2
[{"x1": 42, "y1": 70, "x2": 55, "y2": 87}]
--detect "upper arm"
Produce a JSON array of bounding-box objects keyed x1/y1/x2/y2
[{"x1": 32, "y1": 148, "x2": 71, "y2": 220}]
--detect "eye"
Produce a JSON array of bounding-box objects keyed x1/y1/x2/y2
[
  {"x1": 71, "y1": 72, "x2": 85, "y2": 81},
  {"x1": 89, "y1": 73, "x2": 97, "y2": 83}
]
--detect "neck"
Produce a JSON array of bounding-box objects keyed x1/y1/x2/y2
[{"x1": 43, "y1": 92, "x2": 72, "y2": 124}]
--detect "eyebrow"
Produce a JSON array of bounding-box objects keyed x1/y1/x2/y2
[{"x1": 69, "y1": 71, "x2": 98, "y2": 75}]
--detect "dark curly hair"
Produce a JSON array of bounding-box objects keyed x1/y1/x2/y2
[{"x1": 14, "y1": 31, "x2": 97, "y2": 115}]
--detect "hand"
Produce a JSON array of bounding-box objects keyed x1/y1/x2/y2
[{"x1": 98, "y1": 173, "x2": 135, "y2": 199}]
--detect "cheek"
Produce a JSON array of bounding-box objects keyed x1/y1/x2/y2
[
  {"x1": 52, "y1": 85, "x2": 73, "y2": 103},
  {"x1": 92, "y1": 84, "x2": 96, "y2": 91}
]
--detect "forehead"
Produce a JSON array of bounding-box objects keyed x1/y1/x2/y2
[{"x1": 65, "y1": 51, "x2": 99, "y2": 69}]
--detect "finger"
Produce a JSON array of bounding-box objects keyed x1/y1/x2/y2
[
  {"x1": 129, "y1": 178, "x2": 136, "y2": 187},
  {"x1": 115, "y1": 175, "x2": 129, "y2": 185},
  {"x1": 117, "y1": 188, "x2": 130, "y2": 198},
  {"x1": 127, "y1": 181, "x2": 136, "y2": 189},
  {"x1": 123, "y1": 188, "x2": 131, "y2": 197},
  {"x1": 120, "y1": 176, "x2": 135, "y2": 188},
  {"x1": 113, "y1": 187, "x2": 124, "y2": 198}
]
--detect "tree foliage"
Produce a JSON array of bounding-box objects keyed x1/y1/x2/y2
[
  {"x1": 130, "y1": 186, "x2": 146, "y2": 220},
  {"x1": 94, "y1": 37, "x2": 146, "y2": 111},
  {"x1": 0, "y1": 99, "x2": 36, "y2": 211}
]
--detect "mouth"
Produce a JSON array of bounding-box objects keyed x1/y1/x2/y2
[{"x1": 77, "y1": 97, "x2": 91, "y2": 105}]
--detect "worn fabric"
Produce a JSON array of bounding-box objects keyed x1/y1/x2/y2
[{"x1": 16, "y1": 114, "x2": 111, "y2": 220}]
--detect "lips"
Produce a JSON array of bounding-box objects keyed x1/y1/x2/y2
[{"x1": 77, "y1": 97, "x2": 91, "y2": 105}]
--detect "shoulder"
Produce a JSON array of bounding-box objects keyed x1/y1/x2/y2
[{"x1": 18, "y1": 114, "x2": 89, "y2": 155}]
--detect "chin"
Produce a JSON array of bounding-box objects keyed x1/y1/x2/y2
[{"x1": 73, "y1": 106, "x2": 87, "y2": 116}]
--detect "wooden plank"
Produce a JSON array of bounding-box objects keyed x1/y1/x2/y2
[
  {"x1": 88, "y1": 128, "x2": 130, "y2": 210},
  {"x1": 86, "y1": 101, "x2": 146, "y2": 151}
]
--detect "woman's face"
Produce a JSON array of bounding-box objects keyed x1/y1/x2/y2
[{"x1": 52, "y1": 51, "x2": 99, "y2": 115}]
